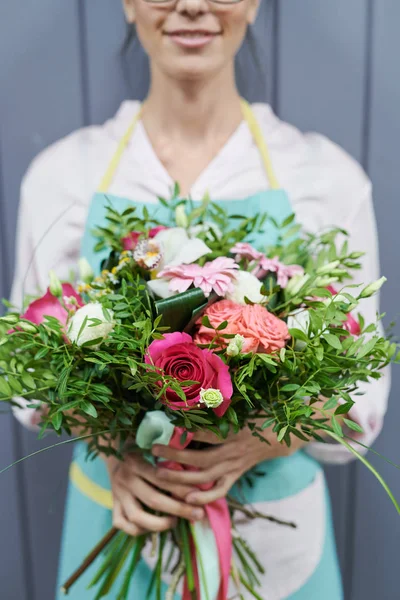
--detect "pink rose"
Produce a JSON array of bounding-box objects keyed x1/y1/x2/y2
[
  {"x1": 327, "y1": 285, "x2": 361, "y2": 336},
  {"x1": 195, "y1": 300, "x2": 289, "y2": 354},
  {"x1": 194, "y1": 300, "x2": 243, "y2": 347},
  {"x1": 22, "y1": 284, "x2": 84, "y2": 326},
  {"x1": 239, "y1": 304, "x2": 290, "y2": 353},
  {"x1": 122, "y1": 226, "x2": 168, "y2": 251},
  {"x1": 145, "y1": 332, "x2": 233, "y2": 416}
]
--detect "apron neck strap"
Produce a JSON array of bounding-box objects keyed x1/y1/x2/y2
[{"x1": 97, "y1": 98, "x2": 280, "y2": 194}]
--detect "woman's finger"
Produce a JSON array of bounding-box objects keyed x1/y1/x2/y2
[
  {"x1": 133, "y1": 476, "x2": 205, "y2": 523},
  {"x1": 191, "y1": 430, "x2": 225, "y2": 444},
  {"x1": 152, "y1": 442, "x2": 235, "y2": 468},
  {"x1": 156, "y1": 460, "x2": 241, "y2": 487},
  {"x1": 126, "y1": 454, "x2": 195, "y2": 499},
  {"x1": 119, "y1": 482, "x2": 178, "y2": 532},
  {"x1": 185, "y1": 474, "x2": 235, "y2": 505},
  {"x1": 112, "y1": 498, "x2": 146, "y2": 537}
]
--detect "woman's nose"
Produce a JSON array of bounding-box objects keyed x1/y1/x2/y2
[{"x1": 175, "y1": 0, "x2": 209, "y2": 18}]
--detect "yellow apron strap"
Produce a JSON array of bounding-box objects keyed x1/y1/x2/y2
[
  {"x1": 97, "y1": 98, "x2": 280, "y2": 195},
  {"x1": 70, "y1": 461, "x2": 113, "y2": 510},
  {"x1": 240, "y1": 98, "x2": 280, "y2": 190},
  {"x1": 97, "y1": 106, "x2": 143, "y2": 194}
]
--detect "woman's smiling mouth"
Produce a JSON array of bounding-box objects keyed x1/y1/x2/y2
[{"x1": 164, "y1": 29, "x2": 222, "y2": 48}]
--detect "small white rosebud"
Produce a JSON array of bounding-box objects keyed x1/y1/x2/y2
[
  {"x1": 78, "y1": 258, "x2": 94, "y2": 284},
  {"x1": 175, "y1": 204, "x2": 189, "y2": 229},
  {"x1": 199, "y1": 388, "x2": 224, "y2": 409},
  {"x1": 359, "y1": 276, "x2": 387, "y2": 299},
  {"x1": 67, "y1": 302, "x2": 115, "y2": 349},
  {"x1": 226, "y1": 334, "x2": 245, "y2": 357},
  {"x1": 49, "y1": 270, "x2": 63, "y2": 298}
]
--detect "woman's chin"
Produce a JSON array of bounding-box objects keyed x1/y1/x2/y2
[{"x1": 163, "y1": 55, "x2": 223, "y2": 82}]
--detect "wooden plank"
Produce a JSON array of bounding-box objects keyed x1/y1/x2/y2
[
  {"x1": 351, "y1": 2, "x2": 400, "y2": 598},
  {"x1": 0, "y1": 2, "x2": 84, "y2": 599},
  {"x1": 0, "y1": 155, "x2": 28, "y2": 598},
  {"x1": 277, "y1": 0, "x2": 368, "y2": 158},
  {"x1": 275, "y1": 0, "x2": 369, "y2": 588},
  {"x1": 236, "y1": 0, "x2": 276, "y2": 103},
  {"x1": 81, "y1": 0, "x2": 147, "y2": 124}
]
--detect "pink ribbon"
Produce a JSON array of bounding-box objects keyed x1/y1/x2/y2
[{"x1": 164, "y1": 427, "x2": 232, "y2": 600}]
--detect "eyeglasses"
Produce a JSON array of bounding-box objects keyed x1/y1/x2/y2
[{"x1": 143, "y1": 0, "x2": 244, "y2": 5}]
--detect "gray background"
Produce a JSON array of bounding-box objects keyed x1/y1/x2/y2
[{"x1": 0, "y1": 1, "x2": 399, "y2": 598}]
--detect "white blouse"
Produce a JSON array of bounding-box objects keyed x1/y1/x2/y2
[{"x1": 11, "y1": 100, "x2": 390, "y2": 465}]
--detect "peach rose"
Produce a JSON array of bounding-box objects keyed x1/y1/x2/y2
[
  {"x1": 239, "y1": 304, "x2": 290, "y2": 353},
  {"x1": 194, "y1": 299, "x2": 290, "y2": 355},
  {"x1": 194, "y1": 300, "x2": 243, "y2": 348}
]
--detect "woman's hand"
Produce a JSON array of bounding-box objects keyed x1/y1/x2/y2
[
  {"x1": 152, "y1": 426, "x2": 307, "y2": 506},
  {"x1": 105, "y1": 453, "x2": 205, "y2": 537}
]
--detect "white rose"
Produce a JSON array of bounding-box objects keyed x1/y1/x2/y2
[
  {"x1": 287, "y1": 309, "x2": 310, "y2": 349},
  {"x1": 68, "y1": 303, "x2": 115, "y2": 348},
  {"x1": 287, "y1": 309, "x2": 310, "y2": 335},
  {"x1": 226, "y1": 271, "x2": 266, "y2": 305}
]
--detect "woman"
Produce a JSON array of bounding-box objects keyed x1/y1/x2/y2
[{"x1": 11, "y1": 0, "x2": 389, "y2": 597}]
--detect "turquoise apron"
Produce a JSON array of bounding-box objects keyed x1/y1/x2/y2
[{"x1": 56, "y1": 100, "x2": 343, "y2": 599}]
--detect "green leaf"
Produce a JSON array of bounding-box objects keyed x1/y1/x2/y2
[
  {"x1": 335, "y1": 401, "x2": 354, "y2": 416},
  {"x1": 281, "y1": 213, "x2": 296, "y2": 228},
  {"x1": 324, "y1": 396, "x2": 339, "y2": 410},
  {"x1": 0, "y1": 377, "x2": 12, "y2": 397},
  {"x1": 22, "y1": 372, "x2": 36, "y2": 390},
  {"x1": 331, "y1": 416, "x2": 343, "y2": 437},
  {"x1": 261, "y1": 417, "x2": 275, "y2": 430},
  {"x1": 343, "y1": 418, "x2": 364, "y2": 434},
  {"x1": 279, "y1": 348, "x2": 286, "y2": 362},
  {"x1": 357, "y1": 337, "x2": 378, "y2": 358},
  {"x1": 324, "y1": 333, "x2": 342, "y2": 350},
  {"x1": 81, "y1": 401, "x2": 98, "y2": 418},
  {"x1": 277, "y1": 426, "x2": 288, "y2": 442},
  {"x1": 7, "y1": 376, "x2": 23, "y2": 395},
  {"x1": 280, "y1": 384, "x2": 300, "y2": 392},
  {"x1": 216, "y1": 320, "x2": 228, "y2": 331},
  {"x1": 289, "y1": 328, "x2": 309, "y2": 343},
  {"x1": 52, "y1": 413, "x2": 62, "y2": 431}
]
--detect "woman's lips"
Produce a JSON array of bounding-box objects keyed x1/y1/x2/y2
[{"x1": 165, "y1": 30, "x2": 220, "y2": 48}]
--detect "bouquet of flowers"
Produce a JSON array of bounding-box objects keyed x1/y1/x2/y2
[{"x1": 0, "y1": 193, "x2": 397, "y2": 600}]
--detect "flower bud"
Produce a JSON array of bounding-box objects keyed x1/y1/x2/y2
[
  {"x1": 17, "y1": 321, "x2": 38, "y2": 333},
  {"x1": 316, "y1": 260, "x2": 340, "y2": 275},
  {"x1": 49, "y1": 270, "x2": 63, "y2": 298},
  {"x1": 199, "y1": 388, "x2": 224, "y2": 409},
  {"x1": 175, "y1": 204, "x2": 189, "y2": 229},
  {"x1": 0, "y1": 314, "x2": 19, "y2": 325},
  {"x1": 285, "y1": 274, "x2": 310, "y2": 297},
  {"x1": 78, "y1": 258, "x2": 94, "y2": 284},
  {"x1": 359, "y1": 277, "x2": 387, "y2": 299},
  {"x1": 226, "y1": 334, "x2": 245, "y2": 357}
]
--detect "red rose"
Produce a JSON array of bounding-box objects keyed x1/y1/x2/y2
[{"x1": 145, "y1": 332, "x2": 233, "y2": 416}]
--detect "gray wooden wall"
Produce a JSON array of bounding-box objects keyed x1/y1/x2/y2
[{"x1": 0, "y1": 1, "x2": 399, "y2": 598}]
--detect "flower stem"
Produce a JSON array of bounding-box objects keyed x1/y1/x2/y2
[
  {"x1": 61, "y1": 527, "x2": 119, "y2": 594},
  {"x1": 325, "y1": 431, "x2": 400, "y2": 514}
]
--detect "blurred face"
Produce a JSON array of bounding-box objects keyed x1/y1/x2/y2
[{"x1": 122, "y1": 0, "x2": 259, "y2": 81}]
